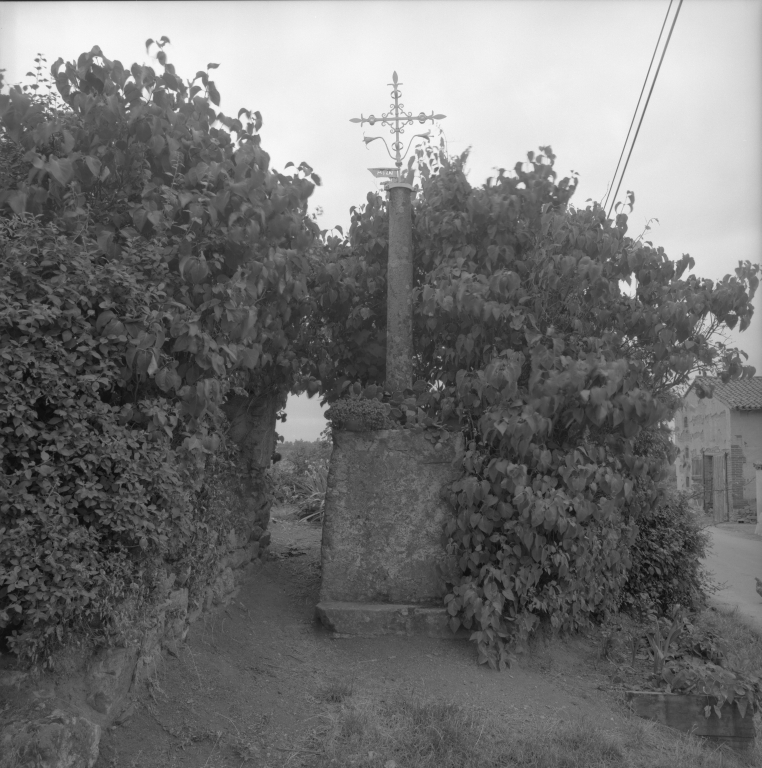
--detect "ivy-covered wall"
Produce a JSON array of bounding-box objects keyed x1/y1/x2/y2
[
  {"x1": 0, "y1": 395, "x2": 278, "y2": 768},
  {"x1": 0, "y1": 41, "x2": 317, "y2": 666}
]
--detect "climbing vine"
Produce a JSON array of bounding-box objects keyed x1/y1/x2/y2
[
  {"x1": 0, "y1": 40, "x2": 324, "y2": 661},
  {"x1": 317, "y1": 144, "x2": 759, "y2": 668}
]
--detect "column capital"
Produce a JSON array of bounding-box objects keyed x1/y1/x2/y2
[{"x1": 386, "y1": 182, "x2": 416, "y2": 192}]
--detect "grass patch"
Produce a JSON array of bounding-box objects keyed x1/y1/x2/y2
[
  {"x1": 299, "y1": 605, "x2": 762, "y2": 767},
  {"x1": 693, "y1": 606, "x2": 762, "y2": 679},
  {"x1": 317, "y1": 677, "x2": 355, "y2": 704},
  {"x1": 301, "y1": 691, "x2": 760, "y2": 768}
]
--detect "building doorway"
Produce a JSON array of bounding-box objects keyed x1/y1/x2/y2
[{"x1": 703, "y1": 454, "x2": 714, "y2": 513}]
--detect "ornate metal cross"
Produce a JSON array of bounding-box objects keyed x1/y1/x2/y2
[{"x1": 350, "y1": 72, "x2": 446, "y2": 169}]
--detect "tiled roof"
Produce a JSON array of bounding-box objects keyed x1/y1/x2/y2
[{"x1": 692, "y1": 377, "x2": 762, "y2": 410}]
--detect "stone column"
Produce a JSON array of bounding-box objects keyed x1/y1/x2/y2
[
  {"x1": 754, "y1": 463, "x2": 762, "y2": 536},
  {"x1": 386, "y1": 182, "x2": 414, "y2": 392}
]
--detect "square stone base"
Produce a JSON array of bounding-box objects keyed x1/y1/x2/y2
[
  {"x1": 319, "y1": 429, "x2": 460, "y2": 605},
  {"x1": 317, "y1": 428, "x2": 463, "y2": 639}
]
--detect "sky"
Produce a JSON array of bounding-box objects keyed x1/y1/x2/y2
[{"x1": 1, "y1": 0, "x2": 760, "y2": 441}]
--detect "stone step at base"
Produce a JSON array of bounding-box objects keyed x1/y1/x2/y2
[{"x1": 316, "y1": 601, "x2": 470, "y2": 639}]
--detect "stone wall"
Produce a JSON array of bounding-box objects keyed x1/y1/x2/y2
[{"x1": 0, "y1": 392, "x2": 281, "y2": 768}]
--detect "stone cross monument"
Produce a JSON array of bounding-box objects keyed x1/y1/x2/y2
[
  {"x1": 313, "y1": 77, "x2": 457, "y2": 639},
  {"x1": 350, "y1": 72, "x2": 445, "y2": 391}
]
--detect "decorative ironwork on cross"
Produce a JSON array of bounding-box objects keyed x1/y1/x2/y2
[{"x1": 350, "y1": 72, "x2": 446, "y2": 169}]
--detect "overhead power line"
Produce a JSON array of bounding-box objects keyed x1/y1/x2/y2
[
  {"x1": 605, "y1": 0, "x2": 684, "y2": 219},
  {"x1": 603, "y1": 0, "x2": 673, "y2": 213}
]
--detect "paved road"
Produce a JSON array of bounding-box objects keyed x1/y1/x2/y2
[{"x1": 702, "y1": 523, "x2": 762, "y2": 634}]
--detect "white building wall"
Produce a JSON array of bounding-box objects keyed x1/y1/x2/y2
[
  {"x1": 730, "y1": 410, "x2": 762, "y2": 512},
  {"x1": 675, "y1": 391, "x2": 731, "y2": 519}
]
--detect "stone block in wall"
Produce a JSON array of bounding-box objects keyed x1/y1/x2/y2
[
  {"x1": 256, "y1": 503, "x2": 271, "y2": 529},
  {"x1": 319, "y1": 428, "x2": 460, "y2": 605},
  {"x1": 131, "y1": 586, "x2": 188, "y2": 689},
  {"x1": 249, "y1": 525, "x2": 265, "y2": 542},
  {"x1": 212, "y1": 567, "x2": 236, "y2": 605},
  {"x1": 132, "y1": 628, "x2": 163, "y2": 690},
  {"x1": 84, "y1": 647, "x2": 138, "y2": 717},
  {"x1": 220, "y1": 547, "x2": 253, "y2": 572},
  {"x1": 160, "y1": 588, "x2": 189, "y2": 616},
  {"x1": 163, "y1": 613, "x2": 189, "y2": 649}
]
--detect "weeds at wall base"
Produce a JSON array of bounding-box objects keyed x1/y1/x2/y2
[{"x1": 302, "y1": 688, "x2": 760, "y2": 768}]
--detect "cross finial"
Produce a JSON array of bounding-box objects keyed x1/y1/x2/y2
[{"x1": 350, "y1": 72, "x2": 446, "y2": 169}]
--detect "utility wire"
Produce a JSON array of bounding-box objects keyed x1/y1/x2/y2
[
  {"x1": 603, "y1": 0, "x2": 674, "y2": 213},
  {"x1": 606, "y1": 0, "x2": 684, "y2": 219}
]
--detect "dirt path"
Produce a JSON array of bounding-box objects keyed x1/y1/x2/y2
[{"x1": 95, "y1": 506, "x2": 635, "y2": 768}]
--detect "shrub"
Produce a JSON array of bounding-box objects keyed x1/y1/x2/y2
[
  {"x1": 268, "y1": 439, "x2": 330, "y2": 514},
  {"x1": 0, "y1": 214, "x2": 199, "y2": 663},
  {"x1": 0, "y1": 38, "x2": 324, "y2": 663},
  {"x1": 314, "y1": 145, "x2": 758, "y2": 669},
  {"x1": 295, "y1": 463, "x2": 329, "y2": 520},
  {"x1": 621, "y1": 491, "x2": 712, "y2": 615}
]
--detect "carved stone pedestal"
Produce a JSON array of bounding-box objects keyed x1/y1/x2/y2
[{"x1": 316, "y1": 428, "x2": 463, "y2": 638}]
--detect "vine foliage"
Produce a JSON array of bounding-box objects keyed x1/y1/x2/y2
[
  {"x1": 0, "y1": 41, "x2": 322, "y2": 662},
  {"x1": 316, "y1": 143, "x2": 759, "y2": 668}
]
